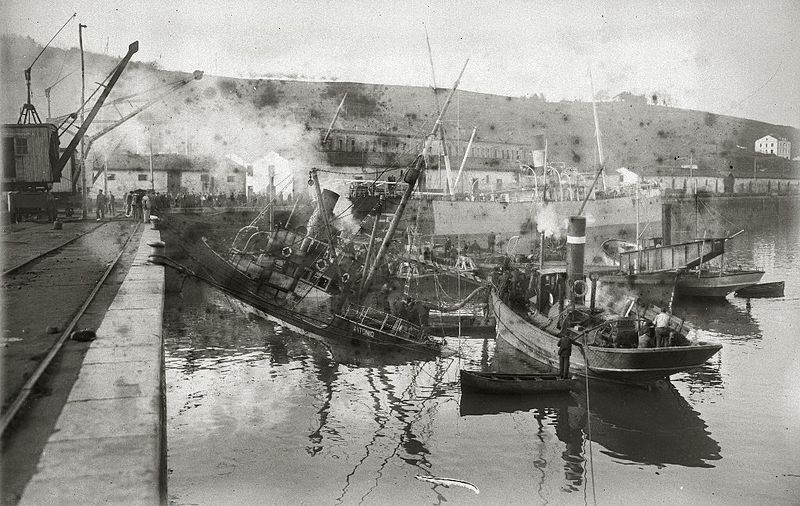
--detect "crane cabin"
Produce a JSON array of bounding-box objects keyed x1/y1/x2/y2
[{"x1": 2, "y1": 123, "x2": 62, "y2": 189}]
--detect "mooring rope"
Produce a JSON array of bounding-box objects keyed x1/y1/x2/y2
[{"x1": 581, "y1": 331, "x2": 597, "y2": 505}]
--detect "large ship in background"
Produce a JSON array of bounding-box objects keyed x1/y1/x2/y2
[{"x1": 336, "y1": 161, "x2": 663, "y2": 263}]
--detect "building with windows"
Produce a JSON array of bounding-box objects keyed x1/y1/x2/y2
[
  {"x1": 85, "y1": 152, "x2": 248, "y2": 200},
  {"x1": 755, "y1": 134, "x2": 791, "y2": 159}
]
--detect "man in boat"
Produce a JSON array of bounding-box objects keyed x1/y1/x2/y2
[
  {"x1": 557, "y1": 331, "x2": 572, "y2": 379},
  {"x1": 654, "y1": 309, "x2": 671, "y2": 347},
  {"x1": 392, "y1": 296, "x2": 407, "y2": 321},
  {"x1": 376, "y1": 283, "x2": 392, "y2": 313}
]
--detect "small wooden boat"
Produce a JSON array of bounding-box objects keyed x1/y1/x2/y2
[
  {"x1": 734, "y1": 281, "x2": 785, "y2": 298},
  {"x1": 459, "y1": 369, "x2": 578, "y2": 394}
]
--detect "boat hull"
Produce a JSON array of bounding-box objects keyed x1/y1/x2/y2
[
  {"x1": 677, "y1": 270, "x2": 764, "y2": 297},
  {"x1": 352, "y1": 194, "x2": 662, "y2": 260},
  {"x1": 460, "y1": 370, "x2": 577, "y2": 394},
  {"x1": 492, "y1": 293, "x2": 722, "y2": 385},
  {"x1": 734, "y1": 281, "x2": 785, "y2": 298},
  {"x1": 599, "y1": 269, "x2": 765, "y2": 300}
]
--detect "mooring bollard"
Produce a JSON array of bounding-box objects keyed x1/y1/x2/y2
[
  {"x1": 53, "y1": 220, "x2": 63, "y2": 230},
  {"x1": 149, "y1": 215, "x2": 160, "y2": 230},
  {"x1": 147, "y1": 240, "x2": 166, "y2": 265}
]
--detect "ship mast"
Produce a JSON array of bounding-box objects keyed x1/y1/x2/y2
[
  {"x1": 578, "y1": 67, "x2": 606, "y2": 216},
  {"x1": 360, "y1": 59, "x2": 468, "y2": 297}
]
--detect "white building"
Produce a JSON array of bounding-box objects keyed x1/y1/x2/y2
[
  {"x1": 755, "y1": 134, "x2": 791, "y2": 159},
  {"x1": 248, "y1": 151, "x2": 299, "y2": 199}
]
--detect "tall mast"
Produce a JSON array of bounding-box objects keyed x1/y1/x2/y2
[
  {"x1": 423, "y1": 24, "x2": 453, "y2": 193},
  {"x1": 360, "y1": 59, "x2": 468, "y2": 296},
  {"x1": 578, "y1": 67, "x2": 606, "y2": 216},
  {"x1": 322, "y1": 94, "x2": 347, "y2": 146}
]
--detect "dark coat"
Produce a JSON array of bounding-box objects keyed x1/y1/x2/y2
[{"x1": 558, "y1": 334, "x2": 572, "y2": 357}]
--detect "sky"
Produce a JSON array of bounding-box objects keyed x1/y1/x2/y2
[{"x1": 2, "y1": 0, "x2": 799, "y2": 128}]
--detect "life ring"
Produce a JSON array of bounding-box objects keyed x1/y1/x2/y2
[
  {"x1": 281, "y1": 246, "x2": 292, "y2": 258},
  {"x1": 341, "y1": 272, "x2": 350, "y2": 283},
  {"x1": 573, "y1": 279, "x2": 587, "y2": 297},
  {"x1": 316, "y1": 258, "x2": 327, "y2": 271}
]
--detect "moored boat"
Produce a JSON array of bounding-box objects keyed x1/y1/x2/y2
[
  {"x1": 599, "y1": 234, "x2": 764, "y2": 299},
  {"x1": 460, "y1": 369, "x2": 577, "y2": 394},
  {"x1": 734, "y1": 280, "x2": 785, "y2": 298},
  {"x1": 493, "y1": 215, "x2": 722, "y2": 385}
]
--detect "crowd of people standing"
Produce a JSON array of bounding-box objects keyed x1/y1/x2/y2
[{"x1": 88, "y1": 189, "x2": 282, "y2": 222}]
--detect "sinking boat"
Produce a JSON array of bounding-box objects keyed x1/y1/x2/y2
[
  {"x1": 459, "y1": 370, "x2": 577, "y2": 394},
  {"x1": 493, "y1": 216, "x2": 722, "y2": 385},
  {"x1": 160, "y1": 63, "x2": 480, "y2": 355}
]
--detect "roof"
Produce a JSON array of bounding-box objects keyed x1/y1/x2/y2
[
  {"x1": 756, "y1": 134, "x2": 789, "y2": 142},
  {"x1": 98, "y1": 151, "x2": 218, "y2": 172}
]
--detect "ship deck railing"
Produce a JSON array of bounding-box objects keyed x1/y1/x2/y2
[{"x1": 342, "y1": 304, "x2": 427, "y2": 343}]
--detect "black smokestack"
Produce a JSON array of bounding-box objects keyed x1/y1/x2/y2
[{"x1": 566, "y1": 215, "x2": 586, "y2": 300}]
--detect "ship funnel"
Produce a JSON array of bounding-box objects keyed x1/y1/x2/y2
[
  {"x1": 306, "y1": 188, "x2": 340, "y2": 241},
  {"x1": 566, "y1": 215, "x2": 586, "y2": 301}
]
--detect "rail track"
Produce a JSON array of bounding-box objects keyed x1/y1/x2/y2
[
  {"x1": 1, "y1": 221, "x2": 108, "y2": 277},
  {"x1": 0, "y1": 221, "x2": 141, "y2": 437}
]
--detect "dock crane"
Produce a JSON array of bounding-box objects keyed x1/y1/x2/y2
[
  {"x1": 2, "y1": 40, "x2": 139, "y2": 221},
  {"x1": 85, "y1": 70, "x2": 204, "y2": 184},
  {"x1": 17, "y1": 13, "x2": 76, "y2": 125}
]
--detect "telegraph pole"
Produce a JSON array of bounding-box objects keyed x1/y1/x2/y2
[{"x1": 79, "y1": 23, "x2": 87, "y2": 219}]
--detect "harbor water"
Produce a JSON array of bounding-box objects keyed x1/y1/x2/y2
[{"x1": 164, "y1": 214, "x2": 800, "y2": 505}]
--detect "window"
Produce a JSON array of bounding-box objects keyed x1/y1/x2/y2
[
  {"x1": 138, "y1": 174, "x2": 148, "y2": 181},
  {"x1": 200, "y1": 174, "x2": 209, "y2": 182},
  {"x1": 246, "y1": 166, "x2": 254, "y2": 176},
  {"x1": 107, "y1": 173, "x2": 116, "y2": 181},
  {"x1": 227, "y1": 176, "x2": 235, "y2": 182},
  {"x1": 14, "y1": 138, "x2": 28, "y2": 155}
]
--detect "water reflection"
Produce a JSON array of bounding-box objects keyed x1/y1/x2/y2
[
  {"x1": 329, "y1": 360, "x2": 457, "y2": 505},
  {"x1": 460, "y1": 391, "x2": 585, "y2": 492},
  {"x1": 459, "y1": 380, "x2": 721, "y2": 471},
  {"x1": 580, "y1": 382, "x2": 721, "y2": 468},
  {"x1": 673, "y1": 296, "x2": 762, "y2": 340}
]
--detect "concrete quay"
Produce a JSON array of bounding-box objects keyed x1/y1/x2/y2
[{"x1": 18, "y1": 226, "x2": 166, "y2": 505}]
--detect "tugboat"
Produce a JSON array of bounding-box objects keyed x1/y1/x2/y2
[{"x1": 492, "y1": 215, "x2": 723, "y2": 385}]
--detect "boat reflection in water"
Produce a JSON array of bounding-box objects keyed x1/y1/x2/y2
[
  {"x1": 460, "y1": 380, "x2": 721, "y2": 471},
  {"x1": 579, "y1": 381, "x2": 721, "y2": 467},
  {"x1": 672, "y1": 296, "x2": 762, "y2": 341}
]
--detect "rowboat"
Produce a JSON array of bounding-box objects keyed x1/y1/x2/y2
[
  {"x1": 734, "y1": 281, "x2": 785, "y2": 298},
  {"x1": 459, "y1": 369, "x2": 577, "y2": 394}
]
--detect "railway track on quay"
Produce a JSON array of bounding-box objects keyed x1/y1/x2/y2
[{"x1": 1, "y1": 219, "x2": 143, "y2": 504}]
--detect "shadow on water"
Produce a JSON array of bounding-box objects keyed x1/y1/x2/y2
[
  {"x1": 579, "y1": 381, "x2": 721, "y2": 468},
  {"x1": 459, "y1": 378, "x2": 721, "y2": 471},
  {"x1": 672, "y1": 295, "x2": 762, "y2": 340}
]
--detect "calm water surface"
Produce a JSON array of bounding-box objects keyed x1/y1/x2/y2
[{"x1": 165, "y1": 215, "x2": 800, "y2": 505}]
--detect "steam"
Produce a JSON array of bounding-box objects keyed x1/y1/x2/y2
[{"x1": 534, "y1": 203, "x2": 565, "y2": 238}]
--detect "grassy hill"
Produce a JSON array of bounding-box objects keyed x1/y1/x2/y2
[{"x1": 3, "y1": 33, "x2": 798, "y2": 175}]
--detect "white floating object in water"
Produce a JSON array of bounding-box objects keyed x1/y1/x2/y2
[{"x1": 415, "y1": 475, "x2": 480, "y2": 494}]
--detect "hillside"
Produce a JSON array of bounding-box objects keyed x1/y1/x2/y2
[{"x1": 3, "y1": 34, "x2": 798, "y2": 174}]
